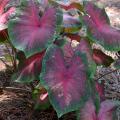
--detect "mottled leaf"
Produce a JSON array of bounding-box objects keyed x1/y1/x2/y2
[
  {"x1": 0, "y1": 0, "x2": 9, "y2": 15},
  {"x1": 93, "y1": 49, "x2": 114, "y2": 67},
  {"x1": 12, "y1": 51, "x2": 45, "y2": 83},
  {"x1": 40, "y1": 44, "x2": 90, "y2": 117},
  {"x1": 78, "y1": 99, "x2": 119, "y2": 120},
  {"x1": 83, "y1": 1, "x2": 120, "y2": 51},
  {"x1": 0, "y1": 0, "x2": 15, "y2": 31},
  {"x1": 79, "y1": 99, "x2": 97, "y2": 120},
  {"x1": 75, "y1": 39, "x2": 96, "y2": 79},
  {"x1": 8, "y1": 0, "x2": 63, "y2": 57},
  {"x1": 98, "y1": 100, "x2": 119, "y2": 120}
]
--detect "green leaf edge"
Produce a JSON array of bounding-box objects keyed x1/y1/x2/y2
[
  {"x1": 40, "y1": 44, "x2": 92, "y2": 118},
  {"x1": 8, "y1": 4, "x2": 63, "y2": 58}
]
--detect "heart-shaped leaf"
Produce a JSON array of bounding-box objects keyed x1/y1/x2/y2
[
  {"x1": 40, "y1": 44, "x2": 91, "y2": 117},
  {"x1": 83, "y1": 1, "x2": 120, "y2": 51},
  {"x1": 93, "y1": 49, "x2": 114, "y2": 67},
  {"x1": 78, "y1": 99, "x2": 119, "y2": 120},
  {"x1": 8, "y1": 0, "x2": 63, "y2": 57},
  {"x1": 12, "y1": 51, "x2": 45, "y2": 83}
]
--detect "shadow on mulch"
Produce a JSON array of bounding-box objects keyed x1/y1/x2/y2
[
  {"x1": 0, "y1": 69, "x2": 76, "y2": 120},
  {"x1": 0, "y1": 91, "x2": 76, "y2": 120}
]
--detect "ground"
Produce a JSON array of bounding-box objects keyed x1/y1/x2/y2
[{"x1": 0, "y1": 0, "x2": 120, "y2": 120}]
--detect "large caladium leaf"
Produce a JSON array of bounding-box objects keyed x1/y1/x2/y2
[
  {"x1": 12, "y1": 51, "x2": 45, "y2": 83},
  {"x1": 83, "y1": 1, "x2": 120, "y2": 51},
  {"x1": 8, "y1": 0, "x2": 63, "y2": 57},
  {"x1": 0, "y1": 0, "x2": 15, "y2": 31},
  {"x1": 40, "y1": 44, "x2": 91, "y2": 117},
  {"x1": 93, "y1": 49, "x2": 114, "y2": 67},
  {"x1": 78, "y1": 99, "x2": 119, "y2": 120}
]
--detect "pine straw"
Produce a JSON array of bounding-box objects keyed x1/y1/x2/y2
[{"x1": 95, "y1": 66, "x2": 120, "y2": 120}]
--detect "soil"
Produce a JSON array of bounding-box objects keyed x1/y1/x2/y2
[{"x1": 0, "y1": 0, "x2": 120, "y2": 120}]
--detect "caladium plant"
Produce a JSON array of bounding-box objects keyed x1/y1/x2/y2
[{"x1": 5, "y1": 0, "x2": 120, "y2": 119}]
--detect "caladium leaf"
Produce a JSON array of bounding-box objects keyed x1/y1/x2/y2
[
  {"x1": 0, "y1": 0, "x2": 15, "y2": 31},
  {"x1": 63, "y1": 14, "x2": 81, "y2": 34},
  {"x1": 59, "y1": 2, "x2": 84, "y2": 12},
  {"x1": 8, "y1": 0, "x2": 63, "y2": 57},
  {"x1": 0, "y1": 0, "x2": 9, "y2": 15},
  {"x1": 98, "y1": 100, "x2": 119, "y2": 120},
  {"x1": 83, "y1": 1, "x2": 120, "y2": 51},
  {"x1": 78, "y1": 99, "x2": 119, "y2": 120},
  {"x1": 93, "y1": 49, "x2": 114, "y2": 67},
  {"x1": 79, "y1": 99, "x2": 97, "y2": 120},
  {"x1": 95, "y1": 81, "x2": 105, "y2": 101},
  {"x1": 12, "y1": 51, "x2": 45, "y2": 83},
  {"x1": 62, "y1": 41, "x2": 74, "y2": 59},
  {"x1": 75, "y1": 39, "x2": 96, "y2": 79},
  {"x1": 40, "y1": 44, "x2": 91, "y2": 117}
]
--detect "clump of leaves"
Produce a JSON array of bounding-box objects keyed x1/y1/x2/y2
[{"x1": 1, "y1": 0, "x2": 119, "y2": 119}]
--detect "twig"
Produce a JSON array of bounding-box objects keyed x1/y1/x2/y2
[
  {"x1": 0, "y1": 86, "x2": 31, "y2": 93},
  {"x1": 96, "y1": 68, "x2": 119, "y2": 81},
  {"x1": 0, "y1": 58, "x2": 10, "y2": 67}
]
